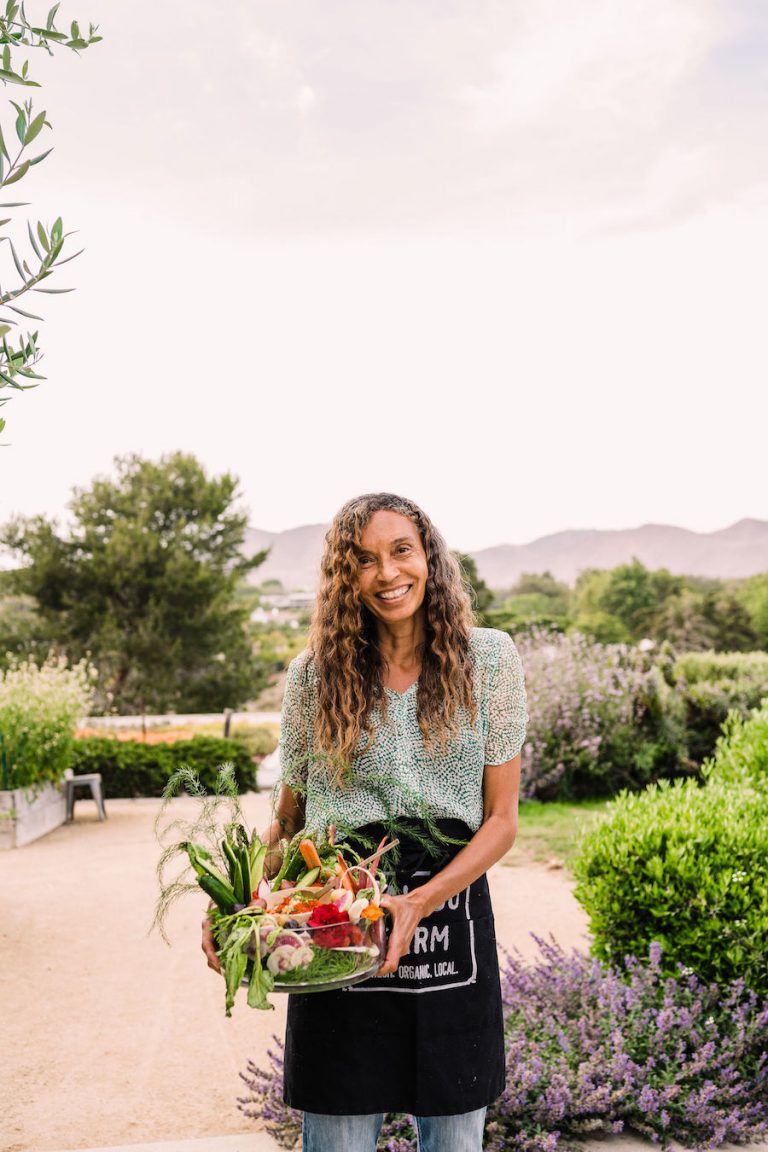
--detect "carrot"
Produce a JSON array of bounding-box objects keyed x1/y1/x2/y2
[
  {"x1": 299, "y1": 839, "x2": 322, "y2": 870},
  {"x1": 336, "y1": 850, "x2": 357, "y2": 893}
]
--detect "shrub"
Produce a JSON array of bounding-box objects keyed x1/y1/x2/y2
[
  {"x1": 69, "y1": 736, "x2": 256, "y2": 797},
  {"x1": 675, "y1": 651, "x2": 768, "y2": 684},
  {"x1": 572, "y1": 777, "x2": 768, "y2": 995},
  {"x1": 703, "y1": 700, "x2": 768, "y2": 793},
  {"x1": 0, "y1": 656, "x2": 94, "y2": 790},
  {"x1": 239, "y1": 939, "x2": 768, "y2": 1152},
  {"x1": 674, "y1": 651, "x2": 768, "y2": 766},
  {"x1": 516, "y1": 630, "x2": 687, "y2": 800}
]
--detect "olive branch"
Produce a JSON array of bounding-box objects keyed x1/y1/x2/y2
[{"x1": 0, "y1": 2, "x2": 100, "y2": 436}]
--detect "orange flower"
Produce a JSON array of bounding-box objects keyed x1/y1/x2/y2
[{"x1": 359, "y1": 903, "x2": 383, "y2": 922}]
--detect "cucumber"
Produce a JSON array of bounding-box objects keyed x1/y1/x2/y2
[{"x1": 295, "y1": 866, "x2": 320, "y2": 889}]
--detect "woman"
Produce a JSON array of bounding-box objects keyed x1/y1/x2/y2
[{"x1": 204, "y1": 492, "x2": 528, "y2": 1152}]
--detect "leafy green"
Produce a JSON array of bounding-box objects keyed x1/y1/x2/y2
[{"x1": 275, "y1": 946, "x2": 367, "y2": 984}]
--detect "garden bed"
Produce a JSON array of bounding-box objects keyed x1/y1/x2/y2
[{"x1": 0, "y1": 780, "x2": 66, "y2": 849}]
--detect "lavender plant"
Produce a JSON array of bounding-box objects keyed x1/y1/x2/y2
[
  {"x1": 238, "y1": 938, "x2": 768, "y2": 1152},
  {"x1": 517, "y1": 629, "x2": 685, "y2": 800},
  {"x1": 488, "y1": 937, "x2": 768, "y2": 1152}
]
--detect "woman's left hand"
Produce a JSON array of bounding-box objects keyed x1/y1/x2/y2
[{"x1": 377, "y1": 889, "x2": 430, "y2": 977}]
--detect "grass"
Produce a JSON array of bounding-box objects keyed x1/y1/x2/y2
[{"x1": 509, "y1": 798, "x2": 612, "y2": 870}]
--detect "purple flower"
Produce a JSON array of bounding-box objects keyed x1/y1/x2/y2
[{"x1": 239, "y1": 936, "x2": 768, "y2": 1152}]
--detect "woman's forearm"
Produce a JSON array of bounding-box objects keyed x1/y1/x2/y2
[
  {"x1": 405, "y1": 756, "x2": 521, "y2": 919},
  {"x1": 408, "y1": 811, "x2": 517, "y2": 919},
  {"x1": 260, "y1": 785, "x2": 305, "y2": 877}
]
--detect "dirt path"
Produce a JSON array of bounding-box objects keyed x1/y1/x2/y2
[{"x1": 1, "y1": 794, "x2": 589, "y2": 1152}]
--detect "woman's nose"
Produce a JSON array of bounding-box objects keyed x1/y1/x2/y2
[{"x1": 379, "y1": 556, "x2": 399, "y2": 582}]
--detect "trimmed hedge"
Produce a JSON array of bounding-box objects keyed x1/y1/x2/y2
[
  {"x1": 674, "y1": 650, "x2": 768, "y2": 766},
  {"x1": 704, "y1": 699, "x2": 768, "y2": 793},
  {"x1": 572, "y1": 775, "x2": 768, "y2": 995},
  {"x1": 675, "y1": 651, "x2": 768, "y2": 684},
  {"x1": 70, "y1": 736, "x2": 257, "y2": 797},
  {"x1": 573, "y1": 778, "x2": 764, "y2": 995}
]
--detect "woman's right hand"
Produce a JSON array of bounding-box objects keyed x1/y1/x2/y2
[{"x1": 201, "y1": 907, "x2": 221, "y2": 974}]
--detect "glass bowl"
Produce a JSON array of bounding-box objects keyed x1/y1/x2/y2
[{"x1": 241, "y1": 912, "x2": 387, "y2": 995}]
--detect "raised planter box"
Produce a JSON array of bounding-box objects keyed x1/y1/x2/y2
[{"x1": 0, "y1": 781, "x2": 66, "y2": 849}]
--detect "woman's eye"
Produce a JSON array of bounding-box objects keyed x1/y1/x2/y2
[{"x1": 397, "y1": 545, "x2": 411, "y2": 554}]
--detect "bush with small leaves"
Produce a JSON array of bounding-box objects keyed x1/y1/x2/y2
[
  {"x1": 702, "y1": 699, "x2": 768, "y2": 794},
  {"x1": 673, "y1": 650, "x2": 768, "y2": 766},
  {"x1": 572, "y1": 776, "x2": 768, "y2": 995},
  {"x1": 69, "y1": 736, "x2": 256, "y2": 796}
]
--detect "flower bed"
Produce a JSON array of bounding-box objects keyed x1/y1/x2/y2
[
  {"x1": 0, "y1": 657, "x2": 94, "y2": 848},
  {"x1": 238, "y1": 938, "x2": 768, "y2": 1151},
  {"x1": 0, "y1": 780, "x2": 66, "y2": 849}
]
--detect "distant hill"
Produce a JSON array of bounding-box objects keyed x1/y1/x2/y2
[
  {"x1": 244, "y1": 524, "x2": 329, "y2": 589},
  {"x1": 243, "y1": 519, "x2": 768, "y2": 591}
]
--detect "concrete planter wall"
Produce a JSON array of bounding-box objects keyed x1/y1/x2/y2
[{"x1": 0, "y1": 781, "x2": 66, "y2": 849}]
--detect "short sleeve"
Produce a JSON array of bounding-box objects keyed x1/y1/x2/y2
[
  {"x1": 484, "y1": 632, "x2": 528, "y2": 765},
  {"x1": 278, "y1": 654, "x2": 315, "y2": 791}
]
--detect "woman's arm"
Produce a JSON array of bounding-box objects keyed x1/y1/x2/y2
[
  {"x1": 260, "y1": 784, "x2": 306, "y2": 878},
  {"x1": 200, "y1": 784, "x2": 305, "y2": 973},
  {"x1": 377, "y1": 754, "x2": 520, "y2": 976}
]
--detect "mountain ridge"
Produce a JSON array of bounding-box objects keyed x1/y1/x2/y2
[{"x1": 244, "y1": 519, "x2": 768, "y2": 591}]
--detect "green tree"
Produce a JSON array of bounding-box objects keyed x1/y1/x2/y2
[
  {"x1": 455, "y1": 552, "x2": 494, "y2": 623},
  {"x1": 2, "y1": 453, "x2": 268, "y2": 712},
  {"x1": 0, "y1": 4, "x2": 100, "y2": 434},
  {"x1": 737, "y1": 574, "x2": 768, "y2": 650},
  {"x1": 599, "y1": 559, "x2": 681, "y2": 641},
  {"x1": 571, "y1": 569, "x2": 629, "y2": 642},
  {"x1": 699, "y1": 589, "x2": 758, "y2": 653},
  {"x1": 656, "y1": 588, "x2": 716, "y2": 652},
  {"x1": 510, "y1": 571, "x2": 570, "y2": 601}
]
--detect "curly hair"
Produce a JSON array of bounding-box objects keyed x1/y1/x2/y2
[{"x1": 307, "y1": 492, "x2": 478, "y2": 777}]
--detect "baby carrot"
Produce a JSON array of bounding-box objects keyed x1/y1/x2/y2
[{"x1": 299, "y1": 839, "x2": 322, "y2": 870}]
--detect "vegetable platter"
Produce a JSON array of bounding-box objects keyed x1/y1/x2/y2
[
  {"x1": 152, "y1": 768, "x2": 394, "y2": 1016},
  {"x1": 198, "y1": 824, "x2": 392, "y2": 1014}
]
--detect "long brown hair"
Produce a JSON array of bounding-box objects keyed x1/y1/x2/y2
[{"x1": 307, "y1": 492, "x2": 477, "y2": 774}]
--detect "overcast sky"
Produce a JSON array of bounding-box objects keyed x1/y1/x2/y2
[{"x1": 2, "y1": 0, "x2": 767, "y2": 551}]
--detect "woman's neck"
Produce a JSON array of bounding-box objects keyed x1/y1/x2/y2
[{"x1": 374, "y1": 611, "x2": 426, "y2": 672}]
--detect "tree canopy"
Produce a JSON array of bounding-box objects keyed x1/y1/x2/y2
[{"x1": 2, "y1": 453, "x2": 267, "y2": 712}]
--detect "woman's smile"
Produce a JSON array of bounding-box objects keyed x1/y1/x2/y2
[{"x1": 377, "y1": 583, "x2": 413, "y2": 603}]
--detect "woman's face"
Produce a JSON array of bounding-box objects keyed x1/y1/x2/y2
[{"x1": 355, "y1": 510, "x2": 429, "y2": 626}]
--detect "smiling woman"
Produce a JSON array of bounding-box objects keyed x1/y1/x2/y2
[{"x1": 203, "y1": 491, "x2": 529, "y2": 1152}]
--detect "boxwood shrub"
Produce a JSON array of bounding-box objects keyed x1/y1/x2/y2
[
  {"x1": 70, "y1": 736, "x2": 256, "y2": 797},
  {"x1": 572, "y1": 776, "x2": 768, "y2": 996},
  {"x1": 674, "y1": 650, "x2": 768, "y2": 766},
  {"x1": 703, "y1": 700, "x2": 768, "y2": 793}
]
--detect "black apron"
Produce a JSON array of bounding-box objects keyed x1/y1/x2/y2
[{"x1": 283, "y1": 819, "x2": 505, "y2": 1117}]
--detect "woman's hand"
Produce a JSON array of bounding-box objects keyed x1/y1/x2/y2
[
  {"x1": 377, "y1": 889, "x2": 429, "y2": 977},
  {"x1": 201, "y1": 906, "x2": 221, "y2": 974}
]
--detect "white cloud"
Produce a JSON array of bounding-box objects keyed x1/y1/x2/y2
[
  {"x1": 295, "y1": 84, "x2": 317, "y2": 113},
  {"x1": 461, "y1": 0, "x2": 719, "y2": 130}
]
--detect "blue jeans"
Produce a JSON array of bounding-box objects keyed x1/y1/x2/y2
[{"x1": 302, "y1": 1107, "x2": 487, "y2": 1151}]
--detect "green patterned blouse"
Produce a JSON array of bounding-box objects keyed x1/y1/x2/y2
[{"x1": 278, "y1": 627, "x2": 528, "y2": 834}]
